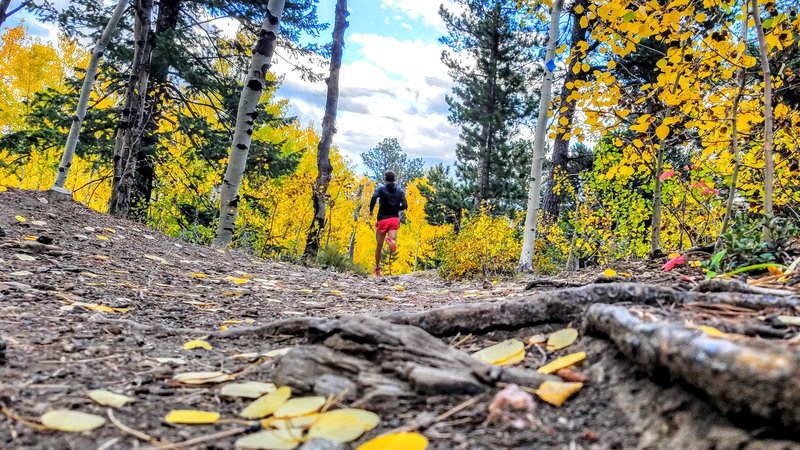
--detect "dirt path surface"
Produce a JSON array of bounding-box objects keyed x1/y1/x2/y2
[{"x1": 1, "y1": 188, "x2": 799, "y2": 450}]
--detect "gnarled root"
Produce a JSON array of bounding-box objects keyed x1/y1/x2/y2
[{"x1": 583, "y1": 303, "x2": 800, "y2": 429}]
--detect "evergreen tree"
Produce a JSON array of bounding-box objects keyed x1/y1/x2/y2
[
  {"x1": 439, "y1": 0, "x2": 540, "y2": 214},
  {"x1": 360, "y1": 138, "x2": 424, "y2": 188},
  {"x1": 418, "y1": 164, "x2": 469, "y2": 233}
]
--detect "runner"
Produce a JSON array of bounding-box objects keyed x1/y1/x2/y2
[{"x1": 369, "y1": 170, "x2": 408, "y2": 277}]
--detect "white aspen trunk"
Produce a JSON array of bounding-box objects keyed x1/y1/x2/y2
[
  {"x1": 751, "y1": 0, "x2": 774, "y2": 241},
  {"x1": 213, "y1": 0, "x2": 286, "y2": 248},
  {"x1": 718, "y1": 11, "x2": 749, "y2": 248},
  {"x1": 518, "y1": 0, "x2": 564, "y2": 272},
  {"x1": 52, "y1": 0, "x2": 127, "y2": 193},
  {"x1": 347, "y1": 183, "x2": 363, "y2": 261}
]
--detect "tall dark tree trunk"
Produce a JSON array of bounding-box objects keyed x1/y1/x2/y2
[
  {"x1": 304, "y1": 0, "x2": 348, "y2": 258},
  {"x1": 130, "y1": 0, "x2": 181, "y2": 220},
  {"x1": 476, "y1": 1, "x2": 501, "y2": 209},
  {"x1": 109, "y1": 0, "x2": 155, "y2": 216},
  {"x1": 542, "y1": 1, "x2": 589, "y2": 221},
  {"x1": 0, "y1": 0, "x2": 32, "y2": 29}
]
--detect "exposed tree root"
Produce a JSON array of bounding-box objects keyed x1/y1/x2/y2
[
  {"x1": 696, "y1": 279, "x2": 796, "y2": 297},
  {"x1": 273, "y1": 315, "x2": 556, "y2": 401},
  {"x1": 583, "y1": 303, "x2": 800, "y2": 429}
]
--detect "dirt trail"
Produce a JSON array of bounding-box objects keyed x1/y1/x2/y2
[{"x1": 1, "y1": 188, "x2": 798, "y2": 450}]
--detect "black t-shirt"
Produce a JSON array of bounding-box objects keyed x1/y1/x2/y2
[{"x1": 369, "y1": 183, "x2": 408, "y2": 220}]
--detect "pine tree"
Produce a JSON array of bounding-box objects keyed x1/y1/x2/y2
[
  {"x1": 439, "y1": 0, "x2": 539, "y2": 214},
  {"x1": 360, "y1": 138, "x2": 424, "y2": 188},
  {"x1": 418, "y1": 164, "x2": 469, "y2": 233}
]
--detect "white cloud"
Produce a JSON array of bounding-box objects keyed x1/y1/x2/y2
[{"x1": 274, "y1": 32, "x2": 459, "y2": 171}]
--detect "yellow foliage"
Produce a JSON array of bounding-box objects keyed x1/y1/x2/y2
[{"x1": 437, "y1": 213, "x2": 522, "y2": 279}]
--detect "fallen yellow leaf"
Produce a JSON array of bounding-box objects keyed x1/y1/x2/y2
[
  {"x1": 227, "y1": 276, "x2": 250, "y2": 284},
  {"x1": 41, "y1": 410, "x2": 106, "y2": 432},
  {"x1": 535, "y1": 381, "x2": 583, "y2": 406},
  {"x1": 472, "y1": 339, "x2": 525, "y2": 366},
  {"x1": 263, "y1": 413, "x2": 320, "y2": 430},
  {"x1": 164, "y1": 410, "x2": 220, "y2": 425},
  {"x1": 14, "y1": 215, "x2": 27, "y2": 223},
  {"x1": 537, "y1": 352, "x2": 587, "y2": 374},
  {"x1": 173, "y1": 371, "x2": 232, "y2": 385},
  {"x1": 547, "y1": 328, "x2": 579, "y2": 352},
  {"x1": 24, "y1": 235, "x2": 37, "y2": 241},
  {"x1": 235, "y1": 429, "x2": 302, "y2": 449},
  {"x1": 603, "y1": 268, "x2": 617, "y2": 277},
  {"x1": 220, "y1": 382, "x2": 277, "y2": 399},
  {"x1": 96, "y1": 235, "x2": 109, "y2": 241},
  {"x1": 308, "y1": 408, "x2": 380, "y2": 443},
  {"x1": 88, "y1": 389, "x2": 134, "y2": 408},
  {"x1": 240, "y1": 386, "x2": 292, "y2": 419},
  {"x1": 144, "y1": 254, "x2": 168, "y2": 264},
  {"x1": 191, "y1": 273, "x2": 209, "y2": 279},
  {"x1": 273, "y1": 396, "x2": 326, "y2": 418},
  {"x1": 356, "y1": 432, "x2": 429, "y2": 450},
  {"x1": 527, "y1": 334, "x2": 547, "y2": 345},
  {"x1": 393, "y1": 285, "x2": 406, "y2": 292},
  {"x1": 183, "y1": 339, "x2": 212, "y2": 351}
]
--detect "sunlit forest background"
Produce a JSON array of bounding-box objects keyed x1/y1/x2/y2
[{"x1": 1, "y1": 0, "x2": 798, "y2": 278}]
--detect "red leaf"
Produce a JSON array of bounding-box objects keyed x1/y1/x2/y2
[
  {"x1": 659, "y1": 170, "x2": 676, "y2": 181},
  {"x1": 662, "y1": 255, "x2": 686, "y2": 272}
]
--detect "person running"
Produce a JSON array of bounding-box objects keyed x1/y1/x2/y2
[{"x1": 369, "y1": 170, "x2": 407, "y2": 277}]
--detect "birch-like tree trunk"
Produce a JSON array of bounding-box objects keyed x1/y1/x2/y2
[
  {"x1": 109, "y1": 0, "x2": 154, "y2": 216},
  {"x1": 718, "y1": 12, "x2": 749, "y2": 246},
  {"x1": 751, "y1": 0, "x2": 775, "y2": 241},
  {"x1": 518, "y1": 0, "x2": 564, "y2": 272},
  {"x1": 213, "y1": 0, "x2": 286, "y2": 247},
  {"x1": 650, "y1": 145, "x2": 665, "y2": 256},
  {"x1": 303, "y1": 0, "x2": 348, "y2": 258},
  {"x1": 52, "y1": 0, "x2": 127, "y2": 193}
]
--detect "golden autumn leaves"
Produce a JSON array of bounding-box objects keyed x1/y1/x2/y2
[{"x1": 472, "y1": 327, "x2": 586, "y2": 407}]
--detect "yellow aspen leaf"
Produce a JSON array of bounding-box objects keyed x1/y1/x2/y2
[
  {"x1": 581, "y1": 62, "x2": 590, "y2": 72},
  {"x1": 472, "y1": 339, "x2": 525, "y2": 366},
  {"x1": 538, "y1": 352, "x2": 587, "y2": 374},
  {"x1": 173, "y1": 371, "x2": 232, "y2": 385},
  {"x1": 219, "y1": 325, "x2": 229, "y2": 331},
  {"x1": 393, "y1": 285, "x2": 406, "y2": 292},
  {"x1": 41, "y1": 410, "x2": 106, "y2": 432},
  {"x1": 606, "y1": 60, "x2": 617, "y2": 69},
  {"x1": 691, "y1": 325, "x2": 726, "y2": 337},
  {"x1": 191, "y1": 273, "x2": 209, "y2": 278},
  {"x1": 240, "y1": 386, "x2": 292, "y2": 419},
  {"x1": 273, "y1": 396, "x2": 326, "y2": 418},
  {"x1": 656, "y1": 124, "x2": 670, "y2": 141},
  {"x1": 527, "y1": 334, "x2": 547, "y2": 345},
  {"x1": 308, "y1": 409, "x2": 381, "y2": 443},
  {"x1": 263, "y1": 348, "x2": 292, "y2": 358},
  {"x1": 164, "y1": 410, "x2": 220, "y2": 425},
  {"x1": 235, "y1": 429, "x2": 302, "y2": 449},
  {"x1": 226, "y1": 276, "x2": 250, "y2": 284},
  {"x1": 494, "y1": 349, "x2": 526, "y2": 366},
  {"x1": 356, "y1": 432, "x2": 429, "y2": 450},
  {"x1": 695, "y1": 12, "x2": 707, "y2": 22},
  {"x1": 633, "y1": 138, "x2": 644, "y2": 148},
  {"x1": 299, "y1": 288, "x2": 313, "y2": 294},
  {"x1": 603, "y1": 268, "x2": 618, "y2": 277},
  {"x1": 183, "y1": 339, "x2": 212, "y2": 351},
  {"x1": 264, "y1": 413, "x2": 321, "y2": 430},
  {"x1": 15, "y1": 253, "x2": 35, "y2": 261},
  {"x1": 24, "y1": 235, "x2": 37, "y2": 241},
  {"x1": 14, "y1": 215, "x2": 27, "y2": 222},
  {"x1": 572, "y1": 63, "x2": 581, "y2": 74},
  {"x1": 777, "y1": 316, "x2": 800, "y2": 326},
  {"x1": 580, "y1": 15, "x2": 589, "y2": 28},
  {"x1": 144, "y1": 254, "x2": 167, "y2": 264},
  {"x1": 96, "y1": 235, "x2": 109, "y2": 241},
  {"x1": 329, "y1": 289, "x2": 344, "y2": 296},
  {"x1": 88, "y1": 390, "x2": 134, "y2": 408},
  {"x1": 574, "y1": 4, "x2": 584, "y2": 13},
  {"x1": 535, "y1": 381, "x2": 584, "y2": 406},
  {"x1": 547, "y1": 328, "x2": 579, "y2": 352}
]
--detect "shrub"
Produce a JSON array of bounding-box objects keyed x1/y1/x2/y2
[
  {"x1": 437, "y1": 213, "x2": 522, "y2": 279},
  {"x1": 316, "y1": 244, "x2": 369, "y2": 275}
]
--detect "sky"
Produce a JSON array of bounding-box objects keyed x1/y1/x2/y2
[
  {"x1": 272, "y1": 0, "x2": 460, "y2": 168},
  {"x1": 2, "y1": 0, "x2": 461, "y2": 171}
]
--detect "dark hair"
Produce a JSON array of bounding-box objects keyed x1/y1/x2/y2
[{"x1": 384, "y1": 171, "x2": 396, "y2": 183}]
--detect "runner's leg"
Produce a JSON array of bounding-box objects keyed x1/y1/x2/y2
[{"x1": 374, "y1": 226, "x2": 386, "y2": 275}]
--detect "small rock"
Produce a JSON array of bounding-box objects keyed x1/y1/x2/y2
[
  {"x1": 299, "y1": 439, "x2": 345, "y2": 450},
  {"x1": 314, "y1": 374, "x2": 357, "y2": 400},
  {"x1": 36, "y1": 236, "x2": 54, "y2": 245}
]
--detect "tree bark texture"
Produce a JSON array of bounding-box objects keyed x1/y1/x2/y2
[
  {"x1": 53, "y1": 0, "x2": 128, "y2": 192},
  {"x1": 304, "y1": 0, "x2": 348, "y2": 258},
  {"x1": 541, "y1": 1, "x2": 588, "y2": 221},
  {"x1": 131, "y1": 0, "x2": 181, "y2": 219},
  {"x1": 518, "y1": 0, "x2": 564, "y2": 272},
  {"x1": 213, "y1": 0, "x2": 285, "y2": 247},
  {"x1": 718, "y1": 14, "x2": 749, "y2": 245},
  {"x1": 347, "y1": 184, "x2": 363, "y2": 261},
  {"x1": 751, "y1": 0, "x2": 775, "y2": 241},
  {"x1": 650, "y1": 145, "x2": 665, "y2": 257},
  {"x1": 109, "y1": 0, "x2": 154, "y2": 216}
]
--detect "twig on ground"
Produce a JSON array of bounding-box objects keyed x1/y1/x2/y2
[
  {"x1": 386, "y1": 395, "x2": 483, "y2": 434},
  {"x1": 107, "y1": 409, "x2": 157, "y2": 443},
  {"x1": 143, "y1": 426, "x2": 249, "y2": 450},
  {"x1": 0, "y1": 402, "x2": 48, "y2": 431}
]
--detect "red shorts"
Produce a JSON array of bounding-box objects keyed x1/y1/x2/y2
[{"x1": 376, "y1": 217, "x2": 400, "y2": 234}]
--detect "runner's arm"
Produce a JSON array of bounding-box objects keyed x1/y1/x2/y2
[
  {"x1": 399, "y1": 190, "x2": 408, "y2": 211},
  {"x1": 369, "y1": 187, "x2": 380, "y2": 214}
]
